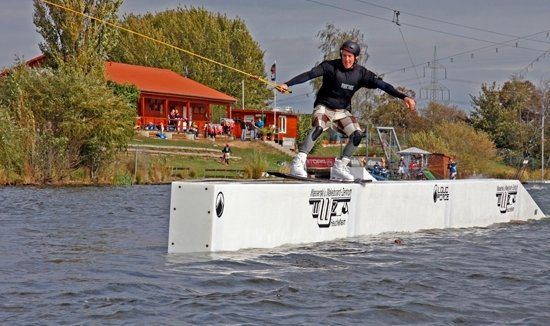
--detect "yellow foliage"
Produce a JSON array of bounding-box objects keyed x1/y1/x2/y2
[
  {"x1": 410, "y1": 121, "x2": 499, "y2": 177},
  {"x1": 408, "y1": 131, "x2": 450, "y2": 155},
  {"x1": 244, "y1": 151, "x2": 268, "y2": 179}
]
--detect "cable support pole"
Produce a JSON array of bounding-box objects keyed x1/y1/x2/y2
[{"x1": 40, "y1": 0, "x2": 290, "y2": 93}]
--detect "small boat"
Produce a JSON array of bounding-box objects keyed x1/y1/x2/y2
[{"x1": 167, "y1": 170, "x2": 545, "y2": 253}]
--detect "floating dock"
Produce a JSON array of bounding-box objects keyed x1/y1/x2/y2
[{"x1": 168, "y1": 178, "x2": 545, "y2": 253}]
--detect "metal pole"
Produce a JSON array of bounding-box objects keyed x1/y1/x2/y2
[
  {"x1": 241, "y1": 80, "x2": 245, "y2": 109},
  {"x1": 272, "y1": 64, "x2": 277, "y2": 142},
  {"x1": 365, "y1": 124, "x2": 369, "y2": 164},
  {"x1": 273, "y1": 88, "x2": 277, "y2": 140},
  {"x1": 133, "y1": 149, "x2": 138, "y2": 184},
  {"x1": 542, "y1": 109, "x2": 545, "y2": 181}
]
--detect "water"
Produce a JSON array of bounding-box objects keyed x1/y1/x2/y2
[{"x1": 1, "y1": 184, "x2": 549, "y2": 325}]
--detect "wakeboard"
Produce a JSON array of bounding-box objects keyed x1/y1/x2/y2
[{"x1": 267, "y1": 171, "x2": 372, "y2": 184}]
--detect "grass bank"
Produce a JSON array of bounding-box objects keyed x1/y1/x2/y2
[
  {"x1": 2, "y1": 133, "x2": 545, "y2": 185},
  {"x1": 109, "y1": 135, "x2": 293, "y2": 185}
]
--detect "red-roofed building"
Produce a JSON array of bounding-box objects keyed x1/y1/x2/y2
[
  {"x1": 3, "y1": 56, "x2": 236, "y2": 131},
  {"x1": 104, "y1": 61, "x2": 236, "y2": 130},
  {"x1": 3, "y1": 56, "x2": 301, "y2": 143}
]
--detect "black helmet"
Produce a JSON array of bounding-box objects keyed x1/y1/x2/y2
[{"x1": 340, "y1": 40, "x2": 360, "y2": 56}]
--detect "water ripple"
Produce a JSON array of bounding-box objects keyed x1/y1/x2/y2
[{"x1": 0, "y1": 184, "x2": 549, "y2": 324}]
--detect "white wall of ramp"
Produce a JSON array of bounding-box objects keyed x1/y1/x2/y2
[
  {"x1": 354, "y1": 180, "x2": 542, "y2": 236},
  {"x1": 168, "y1": 179, "x2": 544, "y2": 253}
]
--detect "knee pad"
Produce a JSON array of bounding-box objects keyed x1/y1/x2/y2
[
  {"x1": 311, "y1": 126, "x2": 324, "y2": 141},
  {"x1": 350, "y1": 130, "x2": 364, "y2": 146}
]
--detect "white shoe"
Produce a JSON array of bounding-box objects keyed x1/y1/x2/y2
[
  {"x1": 290, "y1": 153, "x2": 308, "y2": 178},
  {"x1": 330, "y1": 157, "x2": 354, "y2": 181}
]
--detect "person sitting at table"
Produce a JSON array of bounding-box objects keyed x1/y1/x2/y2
[
  {"x1": 174, "y1": 110, "x2": 183, "y2": 132},
  {"x1": 168, "y1": 108, "x2": 178, "y2": 131}
]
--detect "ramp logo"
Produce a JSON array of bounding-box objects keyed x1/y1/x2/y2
[
  {"x1": 496, "y1": 185, "x2": 518, "y2": 213},
  {"x1": 433, "y1": 184, "x2": 450, "y2": 203},
  {"x1": 309, "y1": 187, "x2": 352, "y2": 228},
  {"x1": 215, "y1": 192, "x2": 225, "y2": 218}
]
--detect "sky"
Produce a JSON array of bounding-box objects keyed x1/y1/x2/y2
[{"x1": 2, "y1": 0, "x2": 550, "y2": 113}]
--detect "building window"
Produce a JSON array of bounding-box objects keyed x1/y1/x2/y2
[
  {"x1": 145, "y1": 98, "x2": 164, "y2": 116},
  {"x1": 278, "y1": 115, "x2": 287, "y2": 134},
  {"x1": 192, "y1": 104, "x2": 206, "y2": 114},
  {"x1": 153, "y1": 100, "x2": 162, "y2": 111}
]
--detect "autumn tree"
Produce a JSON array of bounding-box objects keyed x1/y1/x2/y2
[
  {"x1": 409, "y1": 121, "x2": 498, "y2": 176},
  {"x1": 110, "y1": 7, "x2": 271, "y2": 108},
  {"x1": 500, "y1": 77, "x2": 540, "y2": 124},
  {"x1": 370, "y1": 87, "x2": 424, "y2": 143},
  {"x1": 421, "y1": 101, "x2": 467, "y2": 129},
  {"x1": 33, "y1": 0, "x2": 123, "y2": 72}
]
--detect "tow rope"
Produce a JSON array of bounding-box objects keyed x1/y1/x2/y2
[{"x1": 40, "y1": 0, "x2": 290, "y2": 93}]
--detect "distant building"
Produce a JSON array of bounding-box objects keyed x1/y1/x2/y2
[
  {"x1": 229, "y1": 108, "x2": 299, "y2": 143},
  {"x1": 104, "y1": 61, "x2": 236, "y2": 132},
  {"x1": 3, "y1": 55, "x2": 236, "y2": 132},
  {"x1": 4, "y1": 55, "x2": 299, "y2": 142}
]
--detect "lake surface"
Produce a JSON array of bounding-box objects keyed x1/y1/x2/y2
[{"x1": 1, "y1": 183, "x2": 549, "y2": 325}]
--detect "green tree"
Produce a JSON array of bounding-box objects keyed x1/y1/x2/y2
[
  {"x1": 107, "y1": 81, "x2": 139, "y2": 111},
  {"x1": 500, "y1": 77, "x2": 541, "y2": 160},
  {"x1": 537, "y1": 80, "x2": 550, "y2": 175},
  {"x1": 470, "y1": 82, "x2": 513, "y2": 149},
  {"x1": 470, "y1": 79, "x2": 541, "y2": 163},
  {"x1": 33, "y1": 0, "x2": 123, "y2": 71},
  {"x1": 110, "y1": 7, "x2": 271, "y2": 108}
]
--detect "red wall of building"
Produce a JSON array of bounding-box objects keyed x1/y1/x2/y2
[
  {"x1": 428, "y1": 153, "x2": 451, "y2": 179},
  {"x1": 229, "y1": 109, "x2": 299, "y2": 141}
]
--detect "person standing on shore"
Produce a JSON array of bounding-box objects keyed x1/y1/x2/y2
[
  {"x1": 398, "y1": 156, "x2": 406, "y2": 179},
  {"x1": 221, "y1": 143, "x2": 232, "y2": 165},
  {"x1": 239, "y1": 119, "x2": 247, "y2": 141},
  {"x1": 278, "y1": 40, "x2": 415, "y2": 180},
  {"x1": 449, "y1": 158, "x2": 458, "y2": 180}
]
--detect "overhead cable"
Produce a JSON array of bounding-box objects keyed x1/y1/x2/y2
[
  {"x1": 353, "y1": 0, "x2": 550, "y2": 46},
  {"x1": 39, "y1": 0, "x2": 290, "y2": 93}
]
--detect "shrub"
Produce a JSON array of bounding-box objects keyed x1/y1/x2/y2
[
  {"x1": 409, "y1": 121, "x2": 498, "y2": 177},
  {"x1": 0, "y1": 62, "x2": 135, "y2": 184},
  {"x1": 0, "y1": 105, "x2": 28, "y2": 177},
  {"x1": 244, "y1": 151, "x2": 268, "y2": 179},
  {"x1": 114, "y1": 172, "x2": 133, "y2": 186}
]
